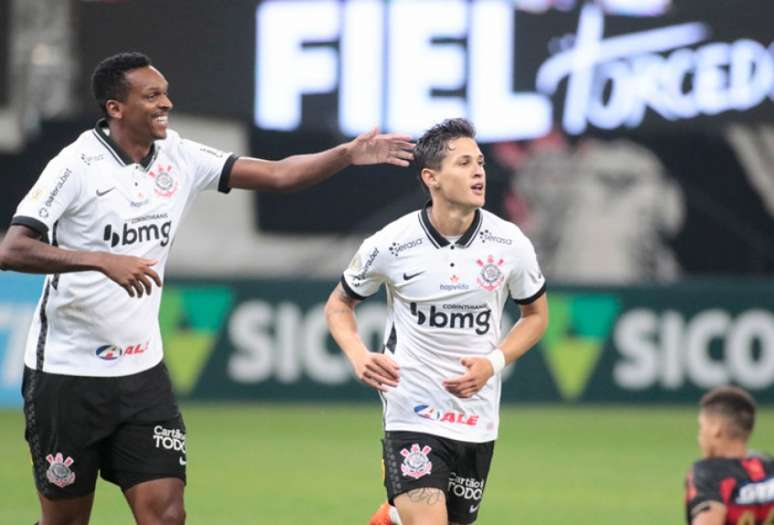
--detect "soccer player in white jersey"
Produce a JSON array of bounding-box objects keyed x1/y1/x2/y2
[
  {"x1": 0, "y1": 52, "x2": 413, "y2": 525},
  {"x1": 325, "y1": 118, "x2": 549, "y2": 525}
]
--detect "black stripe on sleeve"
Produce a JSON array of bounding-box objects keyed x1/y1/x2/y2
[
  {"x1": 11, "y1": 216, "x2": 49, "y2": 242},
  {"x1": 340, "y1": 275, "x2": 367, "y2": 301},
  {"x1": 218, "y1": 154, "x2": 239, "y2": 194},
  {"x1": 514, "y1": 282, "x2": 547, "y2": 305}
]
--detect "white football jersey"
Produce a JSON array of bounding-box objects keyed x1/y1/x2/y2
[
  {"x1": 11, "y1": 120, "x2": 236, "y2": 377},
  {"x1": 342, "y1": 206, "x2": 546, "y2": 443}
]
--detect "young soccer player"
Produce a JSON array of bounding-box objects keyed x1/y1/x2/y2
[{"x1": 325, "y1": 118, "x2": 548, "y2": 525}]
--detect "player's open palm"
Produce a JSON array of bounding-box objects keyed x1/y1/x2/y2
[
  {"x1": 99, "y1": 253, "x2": 162, "y2": 298},
  {"x1": 443, "y1": 357, "x2": 494, "y2": 399},
  {"x1": 349, "y1": 128, "x2": 414, "y2": 167},
  {"x1": 354, "y1": 351, "x2": 400, "y2": 392}
]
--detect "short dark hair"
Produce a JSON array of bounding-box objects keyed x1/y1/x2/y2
[
  {"x1": 91, "y1": 52, "x2": 152, "y2": 117},
  {"x1": 414, "y1": 118, "x2": 476, "y2": 192},
  {"x1": 700, "y1": 386, "x2": 756, "y2": 440}
]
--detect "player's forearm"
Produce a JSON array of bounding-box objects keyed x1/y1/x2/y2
[
  {"x1": 233, "y1": 144, "x2": 352, "y2": 192},
  {"x1": 498, "y1": 311, "x2": 548, "y2": 365},
  {"x1": 325, "y1": 297, "x2": 370, "y2": 366},
  {"x1": 0, "y1": 235, "x2": 103, "y2": 274}
]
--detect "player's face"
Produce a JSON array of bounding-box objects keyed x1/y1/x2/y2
[
  {"x1": 119, "y1": 66, "x2": 173, "y2": 141},
  {"x1": 428, "y1": 137, "x2": 485, "y2": 210},
  {"x1": 697, "y1": 411, "x2": 719, "y2": 458}
]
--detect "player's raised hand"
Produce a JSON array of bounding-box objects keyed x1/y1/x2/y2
[
  {"x1": 443, "y1": 356, "x2": 494, "y2": 399},
  {"x1": 353, "y1": 351, "x2": 400, "y2": 392},
  {"x1": 98, "y1": 253, "x2": 162, "y2": 298},
  {"x1": 347, "y1": 128, "x2": 414, "y2": 167}
]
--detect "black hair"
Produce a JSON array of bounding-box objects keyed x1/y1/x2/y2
[
  {"x1": 414, "y1": 118, "x2": 476, "y2": 193},
  {"x1": 700, "y1": 385, "x2": 757, "y2": 440},
  {"x1": 91, "y1": 52, "x2": 152, "y2": 117}
]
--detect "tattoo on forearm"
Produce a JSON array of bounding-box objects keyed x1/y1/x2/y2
[{"x1": 406, "y1": 488, "x2": 443, "y2": 505}]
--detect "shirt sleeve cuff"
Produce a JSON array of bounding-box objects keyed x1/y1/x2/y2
[
  {"x1": 341, "y1": 275, "x2": 367, "y2": 301},
  {"x1": 513, "y1": 282, "x2": 546, "y2": 305},
  {"x1": 218, "y1": 154, "x2": 239, "y2": 194}
]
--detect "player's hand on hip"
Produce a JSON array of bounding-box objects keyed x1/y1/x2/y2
[
  {"x1": 99, "y1": 253, "x2": 162, "y2": 298},
  {"x1": 347, "y1": 128, "x2": 414, "y2": 167},
  {"x1": 354, "y1": 352, "x2": 400, "y2": 392},
  {"x1": 443, "y1": 357, "x2": 494, "y2": 399}
]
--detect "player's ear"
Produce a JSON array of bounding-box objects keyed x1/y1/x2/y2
[
  {"x1": 105, "y1": 99, "x2": 123, "y2": 120},
  {"x1": 421, "y1": 168, "x2": 439, "y2": 190}
]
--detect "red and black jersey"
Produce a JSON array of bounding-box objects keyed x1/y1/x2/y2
[{"x1": 685, "y1": 454, "x2": 774, "y2": 524}]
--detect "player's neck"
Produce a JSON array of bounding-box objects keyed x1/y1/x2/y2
[
  {"x1": 107, "y1": 121, "x2": 153, "y2": 164},
  {"x1": 709, "y1": 441, "x2": 748, "y2": 459},
  {"x1": 428, "y1": 201, "x2": 477, "y2": 237}
]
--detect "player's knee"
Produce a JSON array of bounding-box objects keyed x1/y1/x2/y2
[{"x1": 158, "y1": 500, "x2": 186, "y2": 525}]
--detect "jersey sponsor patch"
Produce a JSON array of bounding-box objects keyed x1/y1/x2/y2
[
  {"x1": 414, "y1": 404, "x2": 480, "y2": 426},
  {"x1": 45, "y1": 452, "x2": 76, "y2": 488},
  {"x1": 400, "y1": 444, "x2": 433, "y2": 479}
]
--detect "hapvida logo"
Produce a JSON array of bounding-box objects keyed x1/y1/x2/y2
[
  {"x1": 104, "y1": 221, "x2": 172, "y2": 248},
  {"x1": 410, "y1": 303, "x2": 491, "y2": 335}
]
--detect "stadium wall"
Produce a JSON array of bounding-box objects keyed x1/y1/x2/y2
[{"x1": 1, "y1": 274, "x2": 772, "y2": 407}]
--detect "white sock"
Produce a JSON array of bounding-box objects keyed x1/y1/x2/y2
[{"x1": 389, "y1": 505, "x2": 403, "y2": 525}]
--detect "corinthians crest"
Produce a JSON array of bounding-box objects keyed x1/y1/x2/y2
[
  {"x1": 149, "y1": 164, "x2": 178, "y2": 198},
  {"x1": 476, "y1": 255, "x2": 505, "y2": 291},
  {"x1": 45, "y1": 452, "x2": 76, "y2": 488},
  {"x1": 400, "y1": 444, "x2": 433, "y2": 479}
]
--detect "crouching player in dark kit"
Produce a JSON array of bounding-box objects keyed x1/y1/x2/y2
[
  {"x1": 325, "y1": 118, "x2": 549, "y2": 525},
  {"x1": 686, "y1": 386, "x2": 774, "y2": 525}
]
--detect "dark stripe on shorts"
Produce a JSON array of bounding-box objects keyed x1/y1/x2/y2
[
  {"x1": 383, "y1": 434, "x2": 404, "y2": 497},
  {"x1": 26, "y1": 279, "x2": 53, "y2": 489}
]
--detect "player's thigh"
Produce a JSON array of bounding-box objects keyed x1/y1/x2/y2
[
  {"x1": 22, "y1": 367, "x2": 109, "y2": 501},
  {"x1": 394, "y1": 487, "x2": 448, "y2": 525},
  {"x1": 446, "y1": 440, "x2": 494, "y2": 525},
  {"x1": 124, "y1": 477, "x2": 185, "y2": 525},
  {"x1": 37, "y1": 492, "x2": 95, "y2": 525},
  {"x1": 383, "y1": 431, "x2": 454, "y2": 524}
]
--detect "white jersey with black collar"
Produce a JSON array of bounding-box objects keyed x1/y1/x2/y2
[
  {"x1": 11, "y1": 120, "x2": 236, "y2": 377},
  {"x1": 341, "y1": 206, "x2": 546, "y2": 443}
]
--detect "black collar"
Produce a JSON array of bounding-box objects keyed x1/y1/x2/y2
[
  {"x1": 93, "y1": 118, "x2": 157, "y2": 169},
  {"x1": 418, "y1": 201, "x2": 482, "y2": 249}
]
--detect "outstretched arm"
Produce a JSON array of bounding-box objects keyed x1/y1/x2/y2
[
  {"x1": 0, "y1": 225, "x2": 161, "y2": 298},
  {"x1": 324, "y1": 282, "x2": 400, "y2": 392},
  {"x1": 229, "y1": 128, "x2": 414, "y2": 191},
  {"x1": 443, "y1": 294, "x2": 549, "y2": 398}
]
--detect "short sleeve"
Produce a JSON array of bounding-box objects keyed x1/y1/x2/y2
[
  {"x1": 685, "y1": 463, "x2": 723, "y2": 523},
  {"x1": 11, "y1": 156, "x2": 81, "y2": 240},
  {"x1": 179, "y1": 138, "x2": 238, "y2": 194},
  {"x1": 508, "y1": 232, "x2": 546, "y2": 304},
  {"x1": 341, "y1": 233, "x2": 388, "y2": 300}
]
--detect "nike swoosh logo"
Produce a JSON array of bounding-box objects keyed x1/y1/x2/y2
[
  {"x1": 96, "y1": 187, "x2": 116, "y2": 197},
  {"x1": 403, "y1": 271, "x2": 425, "y2": 281},
  {"x1": 179, "y1": 457, "x2": 187, "y2": 466},
  {"x1": 469, "y1": 504, "x2": 480, "y2": 513}
]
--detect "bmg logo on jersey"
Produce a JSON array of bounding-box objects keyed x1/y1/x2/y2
[
  {"x1": 410, "y1": 303, "x2": 491, "y2": 334},
  {"x1": 104, "y1": 220, "x2": 172, "y2": 248},
  {"x1": 153, "y1": 425, "x2": 186, "y2": 453}
]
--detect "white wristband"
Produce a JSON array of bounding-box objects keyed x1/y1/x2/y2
[{"x1": 485, "y1": 349, "x2": 506, "y2": 375}]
